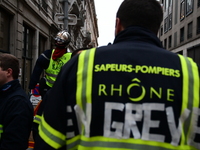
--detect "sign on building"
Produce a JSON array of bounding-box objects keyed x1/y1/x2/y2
[{"x1": 54, "y1": 13, "x2": 77, "y2": 25}]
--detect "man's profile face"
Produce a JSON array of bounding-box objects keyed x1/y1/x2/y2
[{"x1": 0, "y1": 67, "x2": 8, "y2": 87}]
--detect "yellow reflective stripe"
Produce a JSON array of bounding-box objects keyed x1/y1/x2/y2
[
  {"x1": 178, "y1": 55, "x2": 200, "y2": 146},
  {"x1": 188, "y1": 58, "x2": 199, "y2": 108},
  {"x1": 86, "y1": 48, "x2": 95, "y2": 104},
  {"x1": 33, "y1": 115, "x2": 42, "y2": 124},
  {"x1": 0, "y1": 124, "x2": 3, "y2": 133},
  {"x1": 179, "y1": 55, "x2": 189, "y2": 112},
  {"x1": 179, "y1": 55, "x2": 188, "y2": 144},
  {"x1": 76, "y1": 48, "x2": 96, "y2": 109},
  {"x1": 0, "y1": 124, "x2": 3, "y2": 139},
  {"x1": 183, "y1": 57, "x2": 194, "y2": 144},
  {"x1": 67, "y1": 135, "x2": 81, "y2": 149},
  {"x1": 186, "y1": 58, "x2": 200, "y2": 143},
  {"x1": 67, "y1": 136, "x2": 197, "y2": 150},
  {"x1": 77, "y1": 51, "x2": 85, "y2": 110},
  {"x1": 76, "y1": 48, "x2": 96, "y2": 137},
  {"x1": 38, "y1": 115, "x2": 65, "y2": 149}
]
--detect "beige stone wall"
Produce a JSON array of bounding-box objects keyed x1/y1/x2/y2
[
  {"x1": 0, "y1": 0, "x2": 99, "y2": 91},
  {"x1": 159, "y1": 0, "x2": 200, "y2": 56}
]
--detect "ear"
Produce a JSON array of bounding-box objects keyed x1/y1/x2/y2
[
  {"x1": 6, "y1": 68, "x2": 13, "y2": 78},
  {"x1": 115, "y1": 18, "x2": 124, "y2": 36}
]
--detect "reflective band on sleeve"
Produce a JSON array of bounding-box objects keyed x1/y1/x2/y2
[
  {"x1": 38, "y1": 115, "x2": 66, "y2": 149},
  {"x1": 33, "y1": 115, "x2": 42, "y2": 124},
  {"x1": 178, "y1": 55, "x2": 200, "y2": 146},
  {"x1": 41, "y1": 53, "x2": 50, "y2": 60}
]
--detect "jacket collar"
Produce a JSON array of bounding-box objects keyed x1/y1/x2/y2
[
  {"x1": 113, "y1": 26, "x2": 163, "y2": 48},
  {"x1": 0, "y1": 79, "x2": 19, "y2": 93}
]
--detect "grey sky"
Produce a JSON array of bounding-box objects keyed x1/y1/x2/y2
[{"x1": 94, "y1": 0, "x2": 123, "y2": 47}]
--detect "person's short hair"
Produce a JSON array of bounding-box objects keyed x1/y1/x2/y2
[
  {"x1": 0, "y1": 53, "x2": 19, "y2": 79},
  {"x1": 71, "y1": 47, "x2": 90, "y2": 58},
  {"x1": 116, "y1": 0, "x2": 163, "y2": 34}
]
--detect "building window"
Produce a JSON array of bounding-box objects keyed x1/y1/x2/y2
[
  {"x1": 180, "y1": 27, "x2": 184, "y2": 42},
  {"x1": 180, "y1": 1, "x2": 185, "y2": 20},
  {"x1": 164, "y1": 0, "x2": 169, "y2": 11},
  {"x1": 22, "y1": 25, "x2": 34, "y2": 93},
  {"x1": 160, "y1": 26, "x2": 163, "y2": 36},
  {"x1": 164, "y1": 38, "x2": 167, "y2": 49},
  {"x1": 175, "y1": 0, "x2": 178, "y2": 25},
  {"x1": 39, "y1": 34, "x2": 47, "y2": 55},
  {"x1": 188, "y1": 46, "x2": 200, "y2": 64},
  {"x1": 174, "y1": 32, "x2": 177, "y2": 47},
  {"x1": 164, "y1": 17, "x2": 168, "y2": 33},
  {"x1": 187, "y1": 22, "x2": 192, "y2": 39},
  {"x1": 198, "y1": 0, "x2": 200, "y2": 7},
  {"x1": 0, "y1": 9, "x2": 10, "y2": 53},
  {"x1": 168, "y1": 35, "x2": 172, "y2": 48},
  {"x1": 197, "y1": 17, "x2": 200, "y2": 34},
  {"x1": 168, "y1": 13, "x2": 172, "y2": 30},
  {"x1": 169, "y1": 0, "x2": 172, "y2": 8},
  {"x1": 186, "y1": 0, "x2": 193, "y2": 16}
]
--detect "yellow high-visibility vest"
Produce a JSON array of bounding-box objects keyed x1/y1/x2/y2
[{"x1": 45, "y1": 49, "x2": 71, "y2": 87}]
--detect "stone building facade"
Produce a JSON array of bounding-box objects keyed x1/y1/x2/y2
[
  {"x1": 0, "y1": 0, "x2": 99, "y2": 92},
  {"x1": 159, "y1": 0, "x2": 200, "y2": 64}
]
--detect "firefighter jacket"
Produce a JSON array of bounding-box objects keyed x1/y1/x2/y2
[
  {"x1": 0, "y1": 79, "x2": 33, "y2": 150},
  {"x1": 34, "y1": 26, "x2": 200, "y2": 150}
]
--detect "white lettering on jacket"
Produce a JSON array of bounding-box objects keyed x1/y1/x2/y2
[
  {"x1": 68, "y1": 102, "x2": 199, "y2": 149},
  {"x1": 103, "y1": 102, "x2": 195, "y2": 146}
]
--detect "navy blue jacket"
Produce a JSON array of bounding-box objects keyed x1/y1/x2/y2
[
  {"x1": 34, "y1": 27, "x2": 200, "y2": 149},
  {"x1": 0, "y1": 80, "x2": 33, "y2": 150}
]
